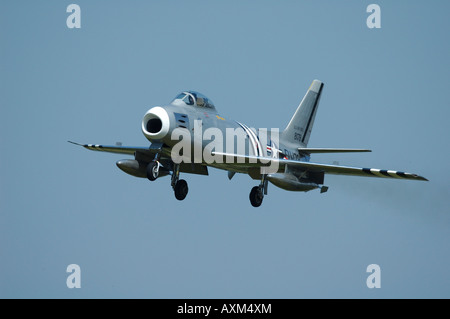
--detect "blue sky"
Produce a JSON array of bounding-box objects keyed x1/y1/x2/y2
[{"x1": 1, "y1": 0, "x2": 449, "y2": 298}]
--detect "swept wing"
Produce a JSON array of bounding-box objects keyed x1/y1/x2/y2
[{"x1": 212, "y1": 152, "x2": 428, "y2": 181}]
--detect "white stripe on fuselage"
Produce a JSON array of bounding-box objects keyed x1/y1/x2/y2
[
  {"x1": 242, "y1": 123, "x2": 263, "y2": 157},
  {"x1": 238, "y1": 122, "x2": 262, "y2": 157}
]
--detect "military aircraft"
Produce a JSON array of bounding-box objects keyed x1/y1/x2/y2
[{"x1": 69, "y1": 80, "x2": 427, "y2": 207}]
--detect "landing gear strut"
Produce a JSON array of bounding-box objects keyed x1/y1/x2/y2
[
  {"x1": 147, "y1": 155, "x2": 189, "y2": 201},
  {"x1": 171, "y1": 164, "x2": 188, "y2": 201},
  {"x1": 249, "y1": 174, "x2": 268, "y2": 207}
]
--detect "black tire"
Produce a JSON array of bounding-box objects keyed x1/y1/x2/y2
[
  {"x1": 249, "y1": 186, "x2": 263, "y2": 207},
  {"x1": 174, "y1": 179, "x2": 188, "y2": 201},
  {"x1": 146, "y1": 161, "x2": 159, "y2": 181}
]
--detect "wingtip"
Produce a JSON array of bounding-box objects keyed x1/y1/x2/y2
[
  {"x1": 413, "y1": 174, "x2": 428, "y2": 181},
  {"x1": 68, "y1": 141, "x2": 85, "y2": 147}
]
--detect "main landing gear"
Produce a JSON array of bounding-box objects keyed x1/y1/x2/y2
[
  {"x1": 146, "y1": 156, "x2": 188, "y2": 201},
  {"x1": 249, "y1": 174, "x2": 268, "y2": 207},
  {"x1": 146, "y1": 161, "x2": 160, "y2": 181}
]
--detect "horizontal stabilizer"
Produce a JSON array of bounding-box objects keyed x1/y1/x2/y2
[{"x1": 298, "y1": 148, "x2": 372, "y2": 154}]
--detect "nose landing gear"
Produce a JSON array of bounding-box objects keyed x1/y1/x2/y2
[
  {"x1": 171, "y1": 164, "x2": 188, "y2": 201},
  {"x1": 146, "y1": 155, "x2": 189, "y2": 201},
  {"x1": 174, "y1": 179, "x2": 188, "y2": 200}
]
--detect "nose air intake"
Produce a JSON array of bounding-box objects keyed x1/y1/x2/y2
[
  {"x1": 142, "y1": 106, "x2": 171, "y2": 141},
  {"x1": 146, "y1": 118, "x2": 162, "y2": 133}
]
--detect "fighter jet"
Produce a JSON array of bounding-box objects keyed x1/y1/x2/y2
[{"x1": 69, "y1": 80, "x2": 427, "y2": 207}]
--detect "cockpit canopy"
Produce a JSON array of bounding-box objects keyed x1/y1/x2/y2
[{"x1": 171, "y1": 91, "x2": 216, "y2": 110}]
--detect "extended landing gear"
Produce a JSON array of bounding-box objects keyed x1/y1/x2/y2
[
  {"x1": 171, "y1": 164, "x2": 188, "y2": 201},
  {"x1": 146, "y1": 156, "x2": 189, "y2": 201},
  {"x1": 249, "y1": 175, "x2": 268, "y2": 207},
  {"x1": 174, "y1": 179, "x2": 188, "y2": 200},
  {"x1": 146, "y1": 153, "x2": 161, "y2": 181},
  {"x1": 249, "y1": 186, "x2": 264, "y2": 207},
  {"x1": 146, "y1": 161, "x2": 160, "y2": 181}
]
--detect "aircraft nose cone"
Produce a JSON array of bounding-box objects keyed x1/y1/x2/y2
[{"x1": 141, "y1": 106, "x2": 171, "y2": 141}]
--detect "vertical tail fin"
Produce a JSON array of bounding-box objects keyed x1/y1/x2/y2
[{"x1": 281, "y1": 80, "x2": 324, "y2": 148}]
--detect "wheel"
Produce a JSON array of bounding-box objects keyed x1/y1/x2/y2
[
  {"x1": 249, "y1": 186, "x2": 263, "y2": 207},
  {"x1": 174, "y1": 179, "x2": 188, "y2": 201},
  {"x1": 146, "y1": 161, "x2": 159, "y2": 181}
]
